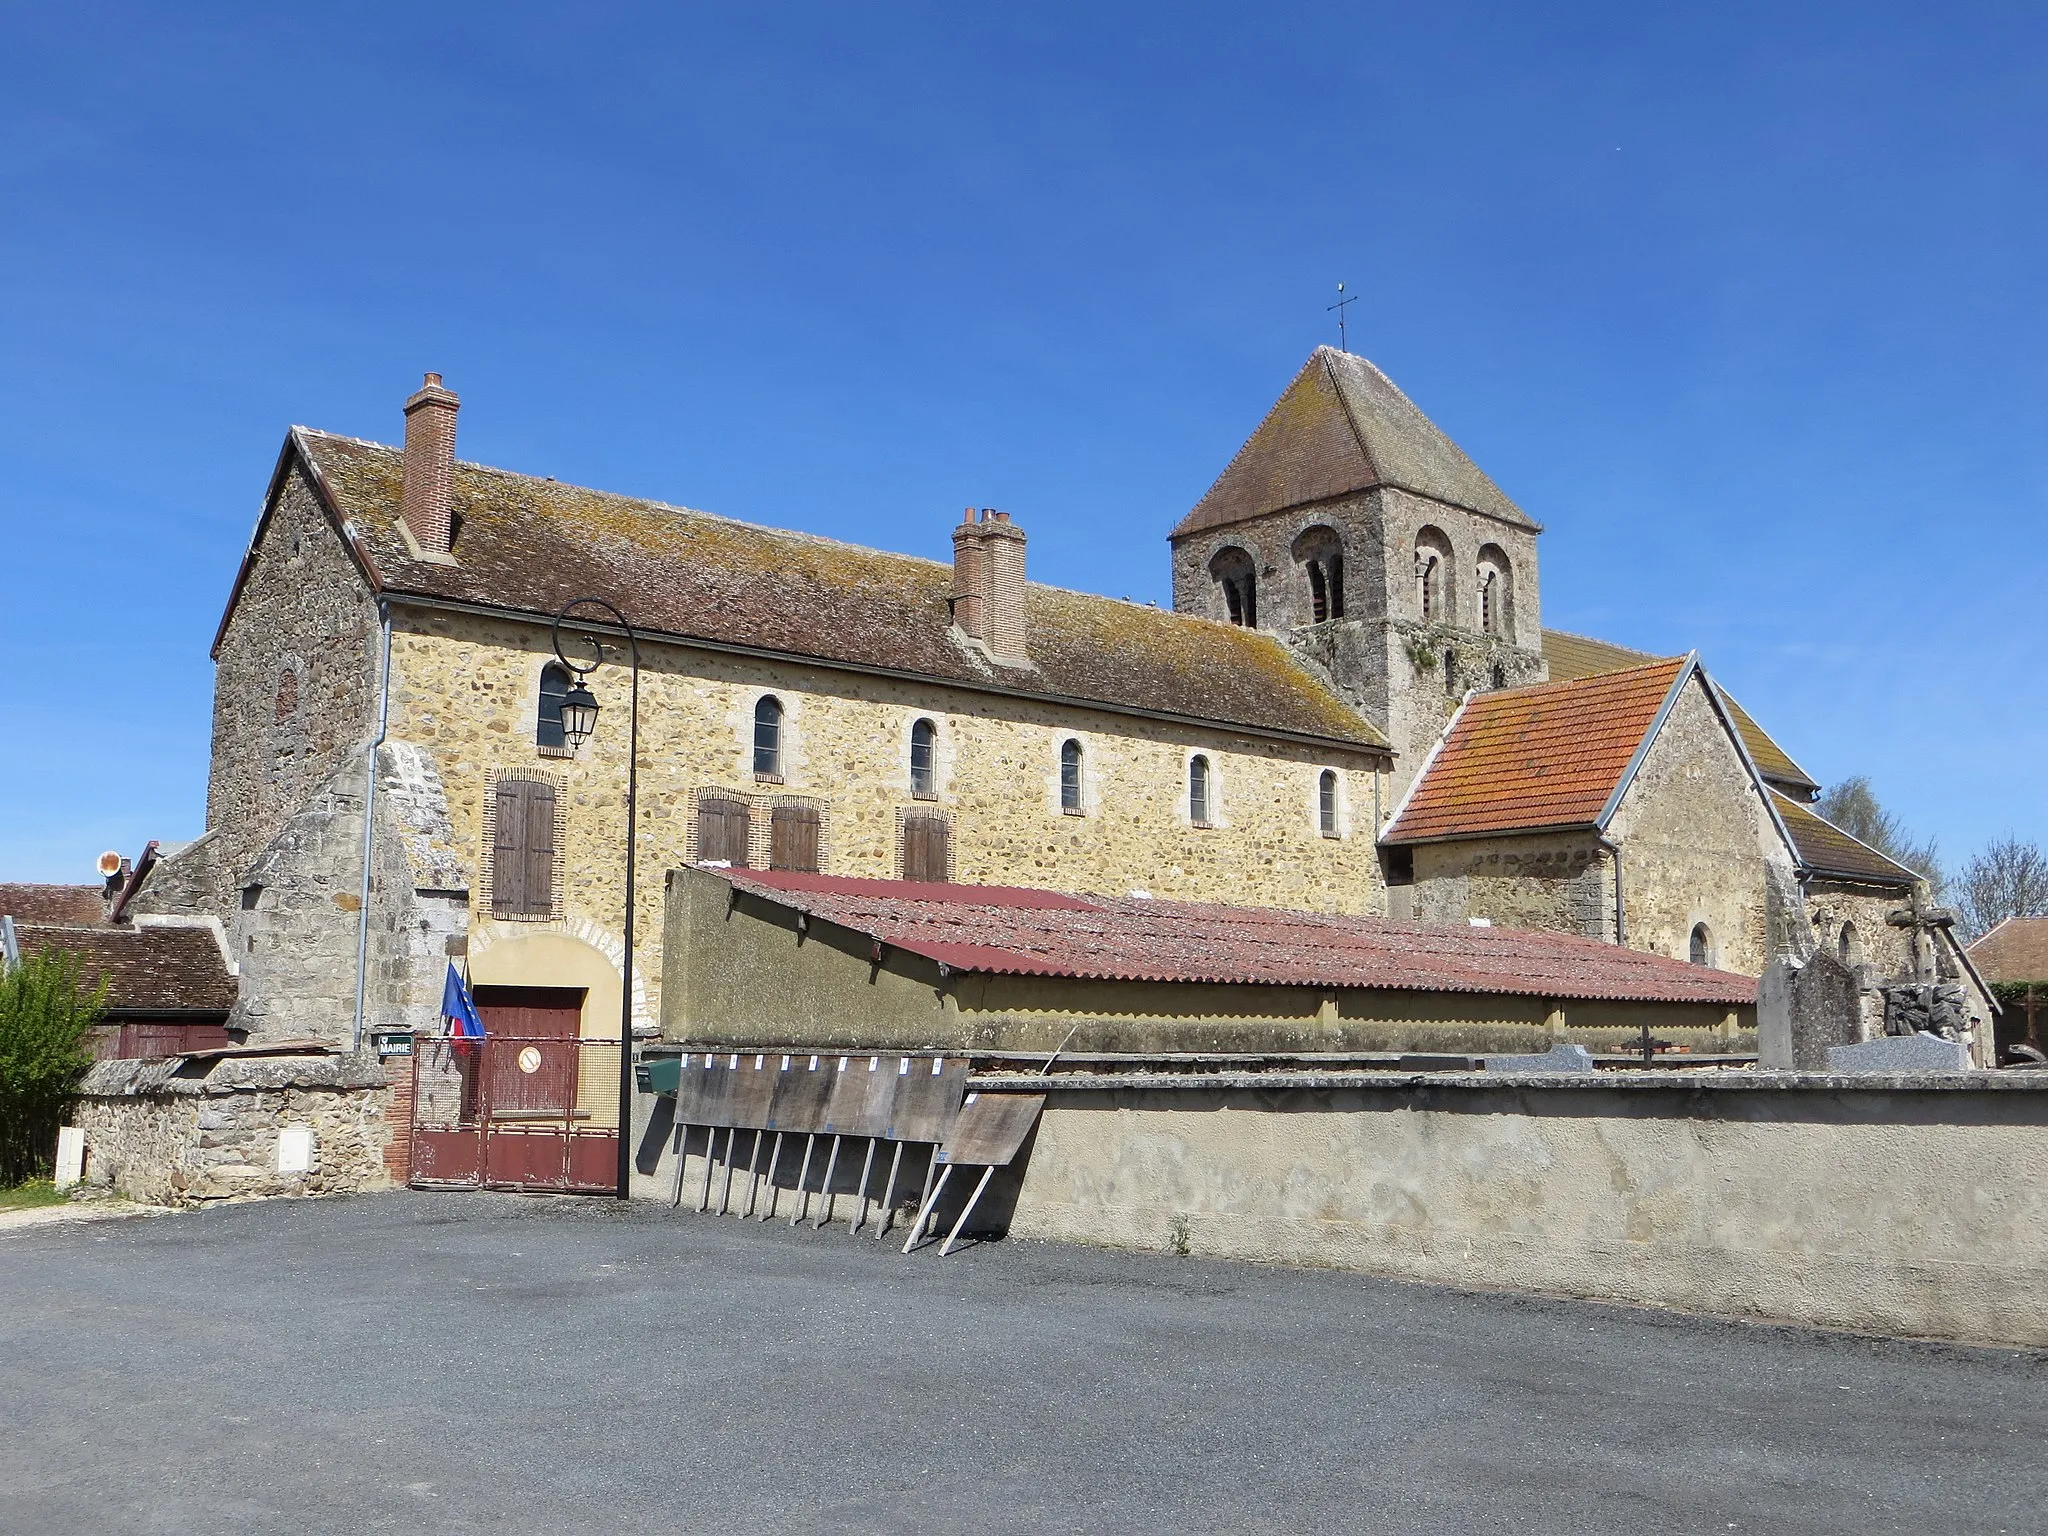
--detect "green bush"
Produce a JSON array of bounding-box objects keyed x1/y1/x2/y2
[{"x1": 0, "y1": 949, "x2": 104, "y2": 1186}]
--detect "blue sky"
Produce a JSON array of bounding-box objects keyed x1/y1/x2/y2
[{"x1": 1, "y1": 3, "x2": 2041, "y2": 882}]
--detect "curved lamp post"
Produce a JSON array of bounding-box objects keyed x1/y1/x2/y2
[{"x1": 550, "y1": 598, "x2": 640, "y2": 1200}]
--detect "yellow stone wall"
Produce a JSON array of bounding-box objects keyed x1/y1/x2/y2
[{"x1": 387, "y1": 609, "x2": 1389, "y2": 1021}]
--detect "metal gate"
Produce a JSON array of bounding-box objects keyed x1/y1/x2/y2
[{"x1": 408, "y1": 1033, "x2": 622, "y2": 1193}]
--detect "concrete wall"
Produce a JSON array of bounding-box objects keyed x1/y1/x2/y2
[
  {"x1": 387, "y1": 607, "x2": 1389, "y2": 1025},
  {"x1": 1001, "y1": 1073, "x2": 2048, "y2": 1347}
]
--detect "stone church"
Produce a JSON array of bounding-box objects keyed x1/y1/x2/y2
[{"x1": 125, "y1": 350, "x2": 1989, "y2": 1058}]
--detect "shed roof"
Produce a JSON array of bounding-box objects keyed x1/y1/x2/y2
[
  {"x1": 1382, "y1": 658, "x2": 1690, "y2": 845},
  {"x1": 1172, "y1": 348, "x2": 1534, "y2": 540},
  {"x1": 1769, "y1": 791, "x2": 1920, "y2": 888},
  {"x1": 0, "y1": 884, "x2": 104, "y2": 926},
  {"x1": 1967, "y1": 917, "x2": 2048, "y2": 984},
  {"x1": 274, "y1": 431, "x2": 1384, "y2": 752},
  {"x1": 1540, "y1": 630, "x2": 1818, "y2": 797},
  {"x1": 11, "y1": 923, "x2": 236, "y2": 1017},
  {"x1": 715, "y1": 869, "x2": 1756, "y2": 1006}
]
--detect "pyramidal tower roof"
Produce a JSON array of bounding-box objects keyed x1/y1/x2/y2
[{"x1": 1173, "y1": 347, "x2": 1536, "y2": 540}]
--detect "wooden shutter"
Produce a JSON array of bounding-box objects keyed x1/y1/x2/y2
[
  {"x1": 902, "y1": 814, "x2": 949, "y2": 883},
  {"x1": 770, "y1": 805, "x2": 820, "y2": 873},
  {"x1": 521, "y1": 781, "x2": 556, "y2": 915},
  {"x1": 697, "y1": 797, "x2": 751, "y2": 867},
  {"x1": 494, "y1": 780, "x2": 556, "y2": 918}
]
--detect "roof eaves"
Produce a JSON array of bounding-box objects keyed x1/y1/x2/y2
[
  {"x1": 1768, "y1": 789, "x2": 1920, "y2": 887},
  {"x1": 1594, "y1": 654, "x2": 1697, "y2": 832}
]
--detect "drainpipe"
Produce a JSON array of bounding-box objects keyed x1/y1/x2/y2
[
  {"x1": 351, "y1": 605, "x2": 393, "y2": 1053},
  {"x1": 1597, "y1": 835, "x2": 1628, "y2": 947}
]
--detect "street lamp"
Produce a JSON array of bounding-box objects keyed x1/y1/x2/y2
[{"x1": 550, "y1": 598, "x2": 641, "y2": 1201}]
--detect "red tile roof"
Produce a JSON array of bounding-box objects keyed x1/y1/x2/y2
[
  {"x1": 0, "y1": 884, "x2": 105, "y2": 925},
  {"x1": 12, "y1": 924, "x2": 237, "y2": 1016},
  {"x1": 1968, "y1": 918, "x2": 2048, "y2": 984},
  {"x1": 716, "y1": 869, "x2": 1756, "y2": 1006},
  {"x1": 275, "y1": 431, "x2": 1387, "y2": 753},
  {"x1": 1383, "y1": 659, "x2": 1688, "y2": 844}
]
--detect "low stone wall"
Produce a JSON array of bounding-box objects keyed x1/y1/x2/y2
[
  {"x1": 73, "y1": 1053, "x2": 398, "y2": 1206},
  {"x1": 992, "y1": 1070, "x2": 2048, "y2": 1348}
]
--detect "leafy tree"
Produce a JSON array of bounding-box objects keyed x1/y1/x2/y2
[
  {"x1": 1956, "y1": 837, "x2": 2048, "y2": 941},
  {"x1": 1815, "y1": 775, "x2": 1945, "y2": 893},
  {"x1": 0, "y1": 949, "x2": 105, "y2": 1186}
]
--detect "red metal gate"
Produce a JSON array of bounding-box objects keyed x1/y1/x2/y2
[{"x1": 407, "y1": 1030, "x2": 622, "y2": 1194}]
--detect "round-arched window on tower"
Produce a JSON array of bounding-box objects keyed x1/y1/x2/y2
[{"x1": 1690, "y1": 923, "x2": 1714, "y2": 966}]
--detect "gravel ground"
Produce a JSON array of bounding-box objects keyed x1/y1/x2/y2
[{"x1": 2, "y1": 1190, "x2": 2042, "y2": 1534}]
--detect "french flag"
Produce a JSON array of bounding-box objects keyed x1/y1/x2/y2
[{"x1": 441, "y1": 963, "x2": 484, "y2": 1050}]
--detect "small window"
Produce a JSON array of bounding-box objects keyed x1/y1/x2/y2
[
  {"x1": 1308, "y1": 563, "x2": 1329, "y2": 623},
  {"x1": 753, "y1": 696, "x2": 783, "y2": 779},
  {"x1": 1418, "y1": 554, "x2": 1441, "y2": 620},
  {"x1": 1491, "y1": 661, "x2": 1508, "y2": 691},
  {"x1": 697, "y1": 797, "x2": 752, "y2": 867},
  {"x1": 1443, "y1": 649, "x2": 1457, "y2": 698},
  {"x1": 902, "y1": 813, "x2": 951, "y2": 883},
  {"x1": 1318, "y1": 770, "x2": 1339, "y2": 838},
  {"x1": 1839, "y1": 922, "x2": 1861, "y2": 966},
  {"x1": 1689, "y1": 923, "x2": 1713, "y2": 967},
  {"x1": 537, "y1": 662, "x2": 571, "y2": 751},
  {"x1": 1189, "y1": 755, "x2": 1213, "y2": 827},
  {"x1": 909, "y1": 718, "x2": 937, "y2": 799},
  {"x1": 1060, "y1": 739, "x2": 1083, "y2": 814},
  {"x1": 770, "y1": 804, "x2": 820, "y2": 873},
  {"x1": 492, "y1": 778, "x2": 558, "y2": 918},
  {"x1": 1208, "y1": 547, "x2": 1257, "y2": 628}
]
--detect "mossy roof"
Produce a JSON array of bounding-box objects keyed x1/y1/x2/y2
[
  {"x1": 289, "y1": 430, "x2": 1387, "y2": 752},
  {"x1": 1540, "y1": 629, "x2": 1819, "y2": 797},
  {"x1": 1769, "y1": 791, "x2": 1919, "y2": 888},
  {"x1": 1173, "y1": 348, "x2": 1534, "y2": 541}
]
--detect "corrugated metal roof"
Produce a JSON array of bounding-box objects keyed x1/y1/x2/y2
[
  {"x1": 1538, "y1": 631, "x2": 1818, "y2": 796},
  {"x1": 287, "y1": 431, "x2": 1386, "y2": 752},
  {"x1": 1968, "y1": 918, "x2": 2048, "y2": 984},
  {"x1": 1173, "y1": 349, "x2": 1533, "y2": 540},
  {"x1": 717, "y1": 869, "x2": 1756, "y2": 1005},
  {"x1": 1383, "y1": 659, "x2": 1687, "y2": 845},
  {"x1": 1769, "y1": 791, "x2": 1919, "y2": 887}
]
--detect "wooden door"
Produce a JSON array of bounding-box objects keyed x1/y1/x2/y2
[
  {"x1": 902, "y1": 814, "x2": 950, "y2": 882},
  {"x1": 697, "y1": 797, "x2": 752, "y2": 867},
  {"x1": 474, "y1": 985, "x2": 584, "y2": 1120},
  {"x1": 770, "y1": 804, "x2": 820, "y2": 872}
]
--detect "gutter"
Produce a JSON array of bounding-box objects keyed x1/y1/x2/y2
[
  {"x1": 1597, "y1": 835, "x2": 1628, "y2": 947},
  {"x1": 351, "y1": 604, "x2": 393, "y2": 1053}
]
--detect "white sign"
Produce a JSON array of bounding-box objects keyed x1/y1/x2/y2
[
  {"x1": 277, "y1": 1126, "x2": 314, "y2": 1175},
  {"x1": 54, "y1": 1127, "x2": 85, "y2": 1190},
  {"x1": 517, "y1": 1046, "x2": 543, "y2": 1075}
]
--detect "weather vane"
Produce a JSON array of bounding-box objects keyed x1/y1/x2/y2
[{"x1": 1327, "y1": 282, "x2": 1357, "y2": 353}]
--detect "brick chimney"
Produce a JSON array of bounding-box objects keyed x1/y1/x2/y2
[
  {"x1": 400, "y1": 372, "x2": 460, "y2": 556},
  {"x1": 950, "y1": 508, "x2": 1027, "y2": 663}
]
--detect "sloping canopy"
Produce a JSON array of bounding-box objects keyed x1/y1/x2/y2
[{"x1": 1173, "y1": 348, "x2": 1535, "y2": 540}]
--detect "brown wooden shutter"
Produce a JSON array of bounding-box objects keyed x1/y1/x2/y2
[
  {"x1": 521, "y1": 781, "x2": 556, "y2": 916},
  {"x1": 697, "y1": 797, "x2": 752, "y2": 867},
  {"x1": 902, "y1": 814, "x2": 949, "y2": 883},
  {"x1": 770, "y1": 805, "x2": 820, "y2": 873},
  {"x1": 492, "y1": 780, "x2": 527, "y2": 918}
]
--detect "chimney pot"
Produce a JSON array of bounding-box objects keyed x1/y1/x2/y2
[{"x1": 401, "y1": 373, "x2": 460, "y2": 556}]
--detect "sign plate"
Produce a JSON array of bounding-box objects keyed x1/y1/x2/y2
[{"x1": 372, "y1": 1032, "x2": 414, "y2": 1058}]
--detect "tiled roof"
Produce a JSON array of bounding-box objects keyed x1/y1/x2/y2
[
  {"x1": 1383, "y1": 659, "x2": 1688, "y2": 845},
  {"x1": 1769, "y1": 791, "x2": 1918, "y2": 888},
  {"x1": 0, "y1": 884, "x2": 104, "y2": 925},
  {"x1": 1173, "y1": 349, "x2": 1533, "y2": 540},
  {"x1": 12, "y1": 924, "x2": 236, "y2": 1016},
  {"x1": 1967, "y1": 917, "x2": 2048, "y2": 984},
  {"x1": 289, "y1": 431, "x2": 1386, "y2": 752},
  {"x1": 718, "y1": 869, "x2": 1756, "y2": 1005},
  {"x1": 1540, "y1": 630, "x2": 1818, "y2": 796}
]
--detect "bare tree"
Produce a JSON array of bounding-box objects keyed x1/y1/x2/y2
[
  {"x1": 1815, "y1": 775, "x2": 1945, "y2": 893},
  {"x1": 1956, "y1": 837, "x2": 2048, "y2": 940}
]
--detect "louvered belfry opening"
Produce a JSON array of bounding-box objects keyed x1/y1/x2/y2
[
  {"x1": 770, "y1": 805, "x2": 821, "y2": 873},
  {"x1": 902, "y1": 814, "x2": 950, "y2": 883},
  {"x1": 697, "y1": 796, "x2": 753, "y2": 867},
  {"x1": 491, "y1": 778, "x2": 557, "y2": 918}
]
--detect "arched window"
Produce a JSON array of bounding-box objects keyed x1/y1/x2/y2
[
  {"x1": 1318, "y1": 769, "x2": 1339, "y2": 837},
  {"x1": 536, "y1": 662, "x2": 571, "y2": 750},
  {"x1": 1476, "y1": 544, "x2": 1513, "y2": 637},
  {"x1": 909, "y1": 718, "x2": 937, "y2": 799},
  {"x1": 1208, "y1": 546, "x2": 1258, "y2": 628},
  {"x1": 1060, "y1": 739, "x2": 1083, "y2": 813},
  {"x1": 1689, "y1": 923, "x2": 1713, "y2": 966},
  {"x1": 1442, "y1": 648, "x2": 1458, "y2": 698},
  {"x1": 1292, "y1": 526, "x2": 1346, "y2": 623},
  {"x1": 1839, "y1": 922, "x2": 1861, "y2": 966},
  {"x1": 1414, "y1": 527, "x2": 1454, "y2": 623},
  {"x1": 753, "y1": 695, "x2": 783, "y2": 779},
  {"x1": 1189, "y1": 755, "x2": 1213, "y2": 827}
]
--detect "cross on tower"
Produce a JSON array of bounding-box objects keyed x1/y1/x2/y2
[{"x1": 1326, "y1": 282, "x2": 1358, "y2": 353}]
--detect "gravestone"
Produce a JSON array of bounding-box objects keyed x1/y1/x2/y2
[
  {"x1": 1757, "y1": 949, "x2": 1861, "y2": 1071},
  {"x1": 1826, "y1": 1033, "x2": 1972, "y2": 1073},
  {"x1": 1483, "y1": 1043, "x2": 1596, "y2": 1075}
]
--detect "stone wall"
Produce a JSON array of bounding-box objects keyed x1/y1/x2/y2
[
  {"x1": 1805, "y1": 883, "x2": 1915, "y2": 976},
  {"x1": 386, "y1": 607, "x2": 1389, "y2": 1024},
  {"x1": 998, "y1": 1072, "x2": 2048, "y2": 1348},
  {"x1": 206, "y1": 461, "x2": 383, "y2": 913},
  {"x1": 1409, "y1": 831, "x2": 1611, "y2": 937},
  {"x1": 73, "y1": 1052, "x2": 397, "y2": 1206}
]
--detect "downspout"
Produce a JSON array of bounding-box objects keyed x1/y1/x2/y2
[
  {"x1": 351, "y1": 604, "x2": 393, "y2": 1053},
  {"x1": 1597, "y1": 835, "x2": 1627, "y2": 947}
]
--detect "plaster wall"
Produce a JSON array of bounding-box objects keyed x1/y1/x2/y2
[{"x1": 1004, "y1": 1079, "x2": 2048, "y2": 1347}]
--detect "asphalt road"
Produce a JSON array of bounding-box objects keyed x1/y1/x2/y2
[{"x1": 2, "y1": 1192, "x2": 2042, "y2": 1535}]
